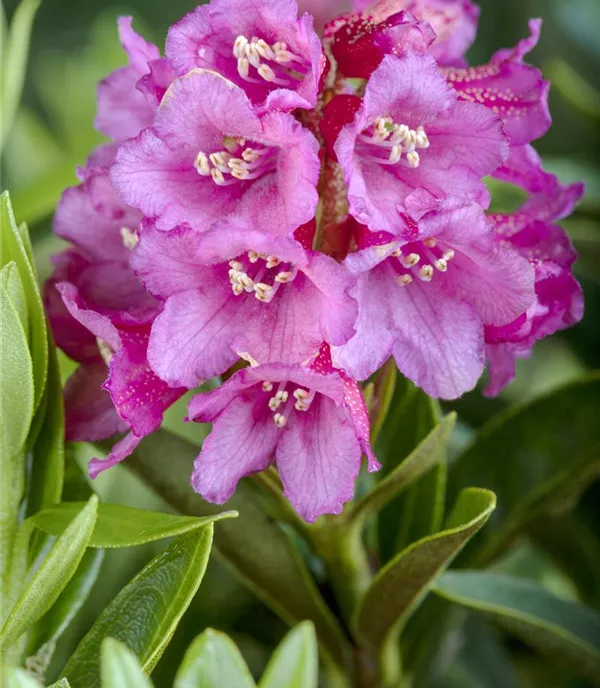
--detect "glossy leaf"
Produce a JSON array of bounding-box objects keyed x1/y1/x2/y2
[
  {"x1": 433, "y1": 571, "x2": 600, "y2": 686},
  {"x1": 126, "y1": 430, "x2": 348, "y2": 669},
  {"x1": 0, "y1": 192, "x2": 47, "y2": 412},
  {"x1": 375, "y1": 374, "x2": 444, "y2": 562},
  {"x1": 26, "y1": 549, "x2": 104, "y2": 654},
  {"x1": 349, "y1": 413, "x2": 456, "y2": 525},
  {"x1": 259, "y1": 622, "x2": 318, "y2": 688},
  {"x1": 0, "y1": 495, "x2": 98, "y2": 649},
  {"x1": 0, "y1": 0, "x2": 41, "y2": 151},
  {"x1": 63, "y1": 527, "x2": 214, "y2": 687},
  {"x1": 101, "y1": 638, "x2": 153, "y2": 688},
  {"x1": 174, "y1": 629, "x2": 255, "y2": 688},
  {"x1": 30, "y1": 502, "x2": 237, "y2": 548},
  {"x1": 449, "y1": 374, "x2": 600, "y2": 566},
  {"x1": 354, "y1": 488, "x2": 496, "y2": 650}
]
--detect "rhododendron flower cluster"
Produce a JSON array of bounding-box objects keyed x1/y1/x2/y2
[{"x1": 47, "y1": 0, "x2": 583, "y2": 522}]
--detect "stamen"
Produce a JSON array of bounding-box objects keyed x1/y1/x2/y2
[
  {"x1": 424, "y1": 237, "x2": 437, "y2": 248},
  {"x1": 194, "y1": 152, "x2": 211, "y2": 176},
  {"x1": 397, "y1": 274, "x2": 413, "y2": 287},
  {"x1": 229, "y1": 260, "x2": 243, "y2": 271},
  {"x1": 365, "y1": 119, "x2": 429, "y2": 168},
  {"x1": 418, "y1": 265, "x2": 434, "y2": 282},
  {"x1": 444, "y1": 249, "x2": 456, "y2": 261},
  {"x1": 273, "y1": 413, "x2": 287, "y2": 427},
  {"x1": 275, "y1": 271, "x2": 295, "y2": 283},
  {"x1": 407, "y1": 151, "x2": 420, "y2": 168},
  {"x1": 262, "y1": 381, "x2": 274, "y2": 392},
  {"x1": 248, "y1": 250, "x2": 261, "y2": 263},
  {"x1": 211, "y1": 168, "x2": 226, "y2": 185},
  {"x1": 266, "y1": 256, "x2": 280, "y2": 269},
  {"x1": 120, "y1": 226, "x2": 138, "y2": 250},
  {"x1": 293, "y1": 388, "x2": 315, "y2": 411},
  {"x1": 254, "y1": 282, "x2": 274, "y2": 302},
  {"x1": 435, "y1": 258, "x2": 448, "y2": 272},
  {"x1": 400, "y1": 252, "x2": 420, "y2": 268}
]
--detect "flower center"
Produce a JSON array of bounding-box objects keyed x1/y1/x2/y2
[
  {"x1": 228, "y1": 251, "x2": 297, "y2": 303},
  {"x1": 382, "y1": 237, "x2": 456, "y2": 286},
  {"x1": 359, "y1": 116, "x2": 430, "y2": 169},
  {"x1": 194, "y1": 138, "x2": 277, "y2": 186},
  {"x1": 232, "y1": 35, "x2": 309, "y2": 87},
  {"x1": 261, "y1": 380, "x2": 316, "y2": 427}
]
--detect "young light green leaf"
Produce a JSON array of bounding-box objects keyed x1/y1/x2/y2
[
  {"x1": 101, "y1": 638, "x2": 154, "y2": 688},
  {"x1": 0, "y1": 495, "x2": 98, "y2": 649},
  {"x1": 1, "y1": 262, "x2": 28, "y2": 333},
  {"x1": 174, "y1": 629, "x2": 255, "y2": 688},
  {"x1": 259, "y1": 622, "x2": 318, "y2": 688},
  {"x1": 126, "y1": 430, "x2": 349, "y2": 670},
  {"x1": 63, "y1": 527, "x2": 214, "y2": 687},
  {"x1": 1, "y1": 192, "x2": 48, "y2": 411},
  {"x1": 1, "y1": 666, "x2": 42, "y2": 687},
  {"x1": 369, "y1": 359, "x2": 397, "y2": 444},
  {"x1": 30, "y1": 502, "x2": 237, "y2": 547},
  {"x1": 26, "y1": 549, "x2": 104, "y2": 655},
  {"x1": 47, "y1": 680, "x2": 71, "y2": 688},
  {"x1": 26, "y1": 339, "x2": 64, "y2": 516},
  {"x1": 353, "y1": 488, "x2": 496, "y2": 650},
  {"x1": 0, "y1": 0, "x2": 42, "y2": 152},
  {"x1": 449, "y1": 374, "x2": 600, "y2": 567},
  {"x1": 433, "y1": 571, "x2": 600, "y2": 686},
  {"x1": 375, "y1": 374, "x2": 444, "y2": 562},
  {"x1": 0, "y1": 281, "x2": 34, "y2": 461},
  {"x1": 349, "y1": 413, "x2": 456, "y2": 525}
]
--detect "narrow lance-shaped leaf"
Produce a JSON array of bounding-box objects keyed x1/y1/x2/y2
[
  {"x1": 375, "y1": 374, "x2": 444, "y2": 562},
  {"x1": 174, "y1": 629, "x2": 255, "y2": 688},
  {"x1": 433, "y1": 571, "x2": 600, "y2": 687},
  {"x1": 1, "y1": 192, "x2": 48, "y2": 412},
  {"x1": 30, "y1": 502, "x2": 237, "y2": 548},
  {"x1": 63, "y1": 527, "x2": 214, "y2": 687},
  {"x1": 349, "y1": 413, "x2": 456, "y2": 526},
  {"x1": 0, "y1": 495, "x2": 98, "y2": 650},
  {"x1": 353, "y1": 488, "x2": 496, "y2": 651},
  {"x1": 449, "y1": 374, "x2": 600, "y2": 567},
  {"x1": 101, "y1": 638, "x2": 154, "y2": 688},
  {"x1": 126, "y1": 429, "x2": 349, "y2": 670},
  {"x1": 259, "y1": 622, "x2": 318, "y2": 688}
]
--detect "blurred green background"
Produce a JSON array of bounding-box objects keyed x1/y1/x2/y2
[{"x1": 1, "y1": 0, "x2": 599, "y2": 685}]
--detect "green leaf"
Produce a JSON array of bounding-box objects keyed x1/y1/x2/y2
[
  {"x1": 349, "y1": 413, "x2": 456, "y2": 525},
  {"x1": 1, "y1": 262, "x2": 28, "y2": 333},
  {"x1": 433, "y1": 571, "x2": 600, "y2": 686},
  {"x1": 48, "y1": 680, "x2": 71, "y2": 688},
  {"x1": 0, "y1": 495, "x2": 98, "y2": 649},
  {"x1": 30, "y1": 502, "x2": 237, "y2": 547},
  {"x1": 0, "y1": 280, "x2": 34, "y2": 461},
  {"x1": 0, "y1": 0, "x2": 41, "y2": 152},
  {"x1": 1, "y1": 666, "x2": 42, "y2": 687},
  {"x1": 259, "y1": 622, "x2": 318, "y2": 688},
  {"x1": 448, "y1": 374, "x2": 600, "y2": 567},
  {"x1": 126, "y1": 430, "x2": 349, "y2": 670},
  {"x1": 26, "y1": 549, "x2": 104, "y2": 654},
  {"x1": 63, "y1": 527, "x2": 214, "y2": 687},
  {"x1": 1, "y1": 192, "x2": 48, "y2": 412},
  {"x1": 375, "y1": 374, "x2": 444, "y2": 561},
  {"x1": 174, "y1": 629, "x2": 255, "y2": 688},
  {"x1": 354, "y1": 488, "x2": 496, "y2": 650},
  {"x1": 369, "y1": 359, "x2": 397, "y2": 444},
  {"x1": 101, "y1": 638, "x2": 154, "y2": 688},
  {"x1": 26, "y1": 339, "x2": 64, "y2": 516}
]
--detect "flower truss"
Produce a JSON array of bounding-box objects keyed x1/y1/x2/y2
[{"x1": 47, "y1": 0, "x2": 583, "y2": 522}]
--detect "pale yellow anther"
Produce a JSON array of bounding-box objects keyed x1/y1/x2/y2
[
  {"x1": 120, "y1": 227, "x2": 138, "y2": 250},
  {"x1": 400, "y1": 252, "x2": 420, "y2": 268},
  {"x1": 229, "y1": 260, "x2": 243, "y2": 271},
  {"x1": 418, "y1": 265, "x2": 434, "y2": 282},
  {"x1": 262, "y1": 381, "x2": 274, "y2": 392},
  {"x1": 423, "y1": 237, "x2": 437, "y2": 248},
  {"x1": 407, "y1": 151, "x2": 420, "y2": 168},
  {"x1": 248, "y1": 250, "x2": 261, "y2": 263},
  {"x1": 254, "y1": 282, "x2": 274, "y2": 302},
  {"x1": 266, "y1": 256, "x2": 281, "y2": 268},
  {"x1": 258, "y1": 64, "x2": 276, "y2": 82},
  {"x1": 211, "y1": 168, "x2": 226, "y2": 185},
  {"x1": 275, "y1": 271, "x2": 294, "y2": 283},
  {"x1": 273, "y1": 413, "x2": 287, "y2": 427},
  {"x1": 194, "y1": 152, "x2": 211, "y2": 176},
  {"x1": 397, "y1": 274, "x2": 413, "y2": 286},
  {"x1": 435, "y1": 258, "x2": 448, "y2": 272},
  {"x1": 231, "y1": 168, "x2": 250, "y2": 181},
  {"x1": 389, "y1": 144, "x2": 402, "y2": 164},
  {"x1": 232, "y1": 283, "x2": 244, "y2": 296},
  {"x1": 444, "y1": 249, "x2": 456, "y2": 261},
  {"x1": 237, "y1": 57, "x2": 250, "y2": 78}
]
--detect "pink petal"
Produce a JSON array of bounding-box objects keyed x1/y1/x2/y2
[{"x1": 89, "y1": 432, "x2": 142, "y2": 479}]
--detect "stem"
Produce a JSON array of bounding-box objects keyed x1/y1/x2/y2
[{"x1": 380, "y1": 630, "x2": 403, "y2": 688}]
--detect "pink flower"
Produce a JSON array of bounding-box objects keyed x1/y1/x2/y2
[
  {"x1": 96, "y1": 17, "x2": 169, "y2": 143},
  {"x1": 484, "y1": 182, "x2": 584, "y2": 396},
  {"x1": 444, "y1": 20, "x2": 550, "y2": 151},
  {"x1": 131, "y1": 220, "x2": 358, "y2": 386},
  {"x1": 323, "y1": 52, "x2": 507, "y2": 235},
  {"x1": 165, "y1": 0, "x2": 324, "y2": 112},
  {"x1": 331, "y1": 197, "x2": 535, "y2": 398},
  {"x1": 327, "y1": 0, "x2": 478, "y2": 78},
  {"x1": 111, "y1": 69, "x2": 320, "y2": 234},
  {"x1": 46, "y1": 150, "x2": 186, "y2": 477},
  {"x1": 188, "y1": 345, "x2": 379, "y2": 521}
]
